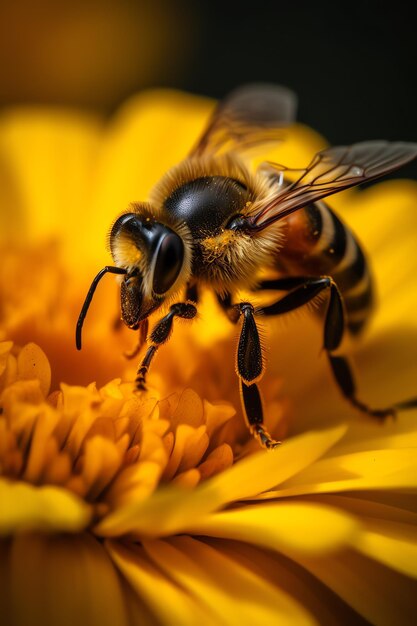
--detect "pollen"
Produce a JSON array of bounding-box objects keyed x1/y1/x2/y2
[{"x1": 202, "y1": 231, "x2": 237, "y2": 257}]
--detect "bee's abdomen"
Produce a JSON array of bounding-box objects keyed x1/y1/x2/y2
[{"x1": 279, "y1": 201, "x2": 373, "y2": 333}]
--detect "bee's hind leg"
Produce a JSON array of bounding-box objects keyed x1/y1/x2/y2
[{"x1": 257, "y1": 276, "x2": 396, "y2": 420}]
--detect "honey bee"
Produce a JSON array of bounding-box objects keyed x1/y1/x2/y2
[{"x1": 76, "y1": 84, "x2": 417, "y2": 448}]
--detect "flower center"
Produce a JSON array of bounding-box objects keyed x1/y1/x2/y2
[{"x1": 0, "y1": 341, "x2": 237, "y2": 521}]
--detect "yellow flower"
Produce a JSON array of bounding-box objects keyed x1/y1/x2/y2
[{"x1": 1, "y1": 90, "x2": 417, "y2": 626}]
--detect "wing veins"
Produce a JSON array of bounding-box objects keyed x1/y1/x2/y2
[{"x1": 250, "y1": 140, "x2": 417, "y2": 230}]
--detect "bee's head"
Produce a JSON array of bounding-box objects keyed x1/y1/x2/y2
[{"x1": 109, "y1": 205, "x2": 192, "y2": 327}]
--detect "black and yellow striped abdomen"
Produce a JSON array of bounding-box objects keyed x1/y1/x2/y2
[{"x1": 278, "y1": 200, "x2": 373, "y2": 333}]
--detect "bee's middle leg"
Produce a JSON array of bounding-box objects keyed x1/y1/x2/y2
[{"x1": 218, "y1": 296, "x2": 282, "y2": 449}]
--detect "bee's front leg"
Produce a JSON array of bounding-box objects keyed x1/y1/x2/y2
[{"x1": 135, "y1": 302, "x2": 197, "y2": 391}]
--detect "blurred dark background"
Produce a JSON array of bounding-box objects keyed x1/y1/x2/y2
[{"x1": 1, "y1": 0, "x2": 415, "y2": 175}]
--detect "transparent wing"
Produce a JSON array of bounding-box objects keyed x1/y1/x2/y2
[
  {"x1": 191, "y1": 83, "x2": 297, "y2": 157},
  {"x1": 250, "y1": 141, "x2": 417, "y2": 230}
]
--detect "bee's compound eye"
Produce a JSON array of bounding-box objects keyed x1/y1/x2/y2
[
  {"x1": 110, "y1": 213, "x2": 137, "y2": 241},
  {"x1": 152, "y1": 232, "x2": 184, "y2": 295}
]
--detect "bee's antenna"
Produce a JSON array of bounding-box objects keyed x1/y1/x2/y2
[{"x1": 76, "y1": 266, "x2": 127, "y2": 350}]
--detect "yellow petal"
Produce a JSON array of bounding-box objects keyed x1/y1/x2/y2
[
  {"x1": 297, "y1": 549, "x2": 416, "y2": 626},
  {"x1": 198, "y1": 443, "x2": 234, "y2": 480},
  {"x1": 118, "y1": 579, "x2": 159, "y2": 626},
  {"x1": 170, "y1": 388, "x2": 204, "y2": 430},
  {"x1": 171, "y1": 468, "x2": 201, "y2": 488},
  {"x1": 144, "y1": 536, "x2": 316, "y2": 626},
  {"x1": 204, "y1": 399, "x2": 236, "y2": 438},
  {"x1": 1, "y1": 379, "x2": 44, "y2": 414},
  {"x1": 258, "y1": 447, "x2": 417, "y2": 499},
  {"x1": 215, "y1": 540, "x2": 364, "y2": 626},
  {"x1": 318, "y1": 494, "x2": 417, "y2": 578},
  {"x1": 94, "y1": 483, "x2": 214, "y2": 538},
  {"x1": 16, "y1": 342, "x2": 51, "y2": 397},
  {"x1": 95, "y1": 425, "x2": 347, "y2": 538},
  {"x1": 202, "y1": 424, "x2": 348, "y2": 507},
  {"x1": 358, "y1": 519, "x2": 417, "y2": 578},
  {"x1": 0, "y1": 343, "x2": 17, "y2": 391},
  {"x1": 0, "y1": 341, "x2": 13, "y2": 376},
  {"x1": 106, "y1": 460, "x2": 164, "y2": 508},
  {"x1": 162, "y1": 423, "x2": 208, "y2": 480},
  {"x1": 311, "y1": 493, "x2": 417, "y2": 525},
  {"x1": 329, "y1": 412, "x2": 417, "y2": 455},
  {"x1": 81, "y1": 435, "x2": 123, "y2": 499},
  {"x1": 22, "y1": 406, "x2": 62, "y2": 484},
  {"x1": 177, "y1": 426, "x2": 209, "y2": 473},
  {"x1": 96, "y1": 89, "x2": 213, "y2": 196},
  {"x1": 0, "y1": 109, "x2": 103, "y2": 262},
  {"x1": 0, "y1": 479, "x2": 91, "y2": 534},
  {"x1": 107, "y1": 539, "x2": 214, "y2": 626},
  {"x1": 187, "y1": 501, "x2": 359, "y2": 557},
  {"x1": 5, "y1": 533, "x2": 129, "y2": 626}
]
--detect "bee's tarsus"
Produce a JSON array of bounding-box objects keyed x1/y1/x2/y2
[
  {"x1": 252, "y1": 425, "x2": 282, "y2": 450},
  {"x1": 349, "y1": 396, "x2": 396, "y2": 420},
  {"x1": 240, "y1": 380, "x2": 281, "y2": 450},
  {"x1": 328, "y1": 354, "x2": 398, "y2": 421},
  {"x1": 394, "y1": 397, "x2": 417, "y2": 411}
]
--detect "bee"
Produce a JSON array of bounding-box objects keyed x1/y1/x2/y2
[{"x1": 76, "y1": 84, "x2": 417, "y2": 448}]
